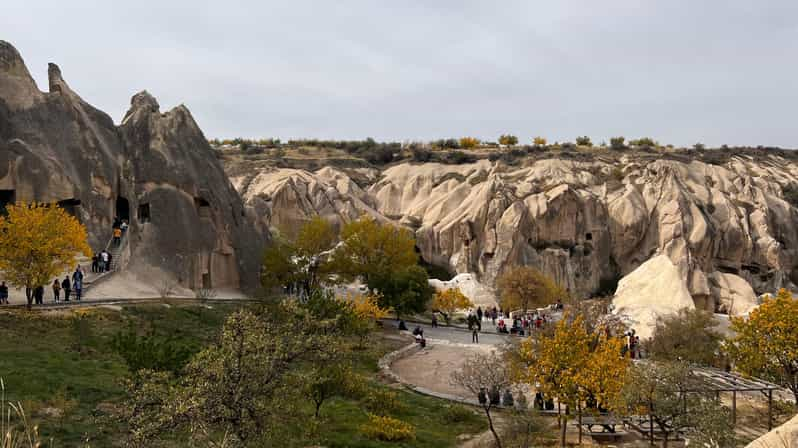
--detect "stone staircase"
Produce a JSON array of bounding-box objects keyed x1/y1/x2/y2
[{"x1": 82, "y1": 231, "x2": 129, "y2": 292}]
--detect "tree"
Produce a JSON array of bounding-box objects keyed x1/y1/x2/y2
[
  {"x1": 332, "y1": 216, "x2": 418, "y2": 286},
  {"x1": 727, "y1": 288, "x2": 798, "y2": 405},
  {"x1": 260, "y1": 217, "x2": 337, "y2": 296},
  {"x1": 621, "y1": 361, "x2": 732, "y2": 448},
  {"x1": 532, "y1": 136, "x2": 547, "y2": 146},
  {"x1": 342, "y1": 293, "x2": 390, "y2": 348},
  {"x1": 693, "y1": 142, "x2": 706, "y2": 151},
  {"x1": 496, "y1": 266, "x2": 564, "y2": 314},
  {"x1": 575, "y1": 136, "x2": 592, "y2": 146},
  {"x1": 517, "y1": 314, "x2": 629, "y2": 446},
  {"x1": 609, "y1": 136, "x2": 626, "y2": 150},
  {"x1": 451, "y1": 352, "x2": 512, "y2": 448},
  {"x1": 0, "y1": 202, "x2": 91, "y2": 309},
  {"x1": 498, "y1": 134, "x2": 518, "y2": 147},
  {"x1": 459, "y1": 137, "x2": 480, "y2": 149},
  {"x1": 124, "y1": 299, "x2": 350, "y2": 446},
  {"x1": 519, "y1": 315, "x2": 590, "y2": 446},
  {"x1": 647, "y1": 308, "x2": 722, "y2": 366},
  {"x1": 369, "y1": 265, "x2": 433, "y2": 317},
  {"x1": 431, "y1": 288, "x2": 474, "y2": 325}
]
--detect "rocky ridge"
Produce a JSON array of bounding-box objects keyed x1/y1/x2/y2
[
  {"x1": 230, "y1": 152, "x2": 798, "y2": 320},
  {"x1": 0, "y1": 41, "x2": 265, "y2": 292}
]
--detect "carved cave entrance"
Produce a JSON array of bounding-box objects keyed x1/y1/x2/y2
[
  {"x1": 0, "y1": 190, "x2": 14, "y2": 216},
  {"x1": 57, "y1": 198, "x2": 82, "y2": 219},
  {"x1": 116, "y1": 196, "x2": 130, "y2": 221}
]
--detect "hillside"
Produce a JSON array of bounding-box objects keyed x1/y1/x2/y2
[{"x1": 221, "y1": 142, "x2": 798, "y2": 323}]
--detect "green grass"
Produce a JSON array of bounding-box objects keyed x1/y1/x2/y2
[{"x1": 0, "y1": 305, "x2": 486, "y2": 447}]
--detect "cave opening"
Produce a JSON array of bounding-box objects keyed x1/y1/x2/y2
[
  {"x1": 0, "y1": 190, "x2": 15, "y2": 216},
  {"x1": 195, "y1": 197, "x2": 211, "y2": 218},
  {"x1": 116, "y1": 196, "x2": 130, "y2": 221},
  {"x1": 57, "y1": 198, "x2": 82, "y2": 219},
  {"x1": 138, "y1": 203, "x2": 151, "y2": 223}
]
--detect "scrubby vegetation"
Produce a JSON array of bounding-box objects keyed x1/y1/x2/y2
[{"x1": 213, "y1": 135, "x2": 797, "y2": 173}]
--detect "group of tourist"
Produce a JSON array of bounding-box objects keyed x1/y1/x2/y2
[
  {"x1": 0, "y1": 266, "x2": 84, "y2": 305},
  {"x1": 622, "y1": 329, "x2": 643, "y2": 359},
  {"x1": 91, "y1": 249, "x2": 113, "y2": 273}
]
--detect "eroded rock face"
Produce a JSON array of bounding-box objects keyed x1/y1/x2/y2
[
  {"x1": 612, "y1": 255, "x2": 696, "y2": 339},
  {"x1": 746, "y1": 413, "x2": 798, "y2": 447},
  {"x1": 0, "y1": 41, "x2": 265, "y2": 291},
  {"x1": 232, "y1": 153, "x2": 798, "y2": 309}
]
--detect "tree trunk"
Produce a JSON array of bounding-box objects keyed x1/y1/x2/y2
[
  {"x1": 578, "y1": 402, "x2": 582, "y2": 445},
  {"x1": 560, "y1": 414, "x2": 568, "y2": 447},
  {"x1": 484, "y1": 408, "x2": 502, "y2": 448},
  {"x1": 314, "y1": 400, "x2": 322, "y2": 418},
  {"x1": 662, "y1": 433, "x2": 669, "y2": 448}
]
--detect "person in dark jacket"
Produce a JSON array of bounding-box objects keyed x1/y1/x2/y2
[
  {"x1": 62, "y1": 276, "x2": 71, "y2": 302},
  {"x1": 72, "y1": 266, "x2": 84, "y2": 301},
  {"x1": 34, "y1": 285, "x2": 44, "y2": 305},
  {"x1": 0, "y1": 282, "x2": 8, "y2": 304}
]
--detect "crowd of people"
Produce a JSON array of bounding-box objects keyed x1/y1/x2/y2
[{"x1": 0, "y1": 218, "x2": 128, "y2": 306}]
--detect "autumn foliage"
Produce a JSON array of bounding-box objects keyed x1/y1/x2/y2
[
  {"x1": 517, "y1": 314, "x2": 629, "y2": 446},
  {"x1": 496, "y1": 266, "x2": 565, "y2": 314},
  {"x1": 727, "y1": 288, "x2": 798, "y2": 404},
  {"x1": 458, "y1": 137, "x2": 480, "y2": 149},
  {"x1": 0, "y1": 202, "x2": 91, "y2": 308},
  {"x1": 431, "y1": 288, "x2": 474, "y2": 325}
]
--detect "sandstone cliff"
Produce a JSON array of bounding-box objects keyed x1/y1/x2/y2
[
  {"x1": 0, "y1": 41, "x2": 265, "y2": 292},
  {"x1": 229, "y1": 152, "x2": 798, "y2": 315}
]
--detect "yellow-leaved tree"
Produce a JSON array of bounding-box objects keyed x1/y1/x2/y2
[
  {"x1": 727, "y1": 288, "x2": 798, "y2": 405},
  {"x1": 496, "y1": 266, "x2": 565, "y2": 314},
  {"x1": 0, "y1": 202, "x2": 91, "y2": 309},
  {"x1": 431, "y1": 288, "x2": 474, "y2": 325},
  {"x1": 517, "y1": 314, "x2": 629, "y2": 446},
  {"x1": 459, "y1": 137, "x2": 480, "y2": 149},
  {"x1": 343, "y1": 293, "x2": 390, "y2": 348}
]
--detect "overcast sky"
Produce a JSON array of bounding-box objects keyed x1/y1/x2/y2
[{"x1": 3, "y1": 1, "x2": 797, "y2": 147}]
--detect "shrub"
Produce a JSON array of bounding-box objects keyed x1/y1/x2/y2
[
  {"x1": 111, "y1": 324, "x2": 194, "y2": 374},
  {"x1": 411, "y1": 146, "x2": 432, "y2": 162},
  {"x1": 575, "y1": 136, "x2": 592, "y2": 146},
  {"x1": 459, "y1": 137, "x2": 480, "y2": 149},
  {"x1": 442, "y1": 404, "x2": 476, "y2": 423},
  {"x1": 443, "y1": 150, "x2": 476, "y2": 165},
  {"x1": 630, "y1": 137, "x2": 657, "y2": 148},
  {"x1": 610, "y1": 136, "x2": 625, "y2": 150},
  {"x1": 360, "y1": 414, "x2": 415, "y2": 441},
  {"x1": 783, "y1": 184, "x2": 798, "y2": 208},
  {"x1": 693, "y1": 142, "x2": 706, "y2": 151},
  {"x1": 498, "y1": 134, "x2": 518, "y2": 146},
  {"x1": 363, "y1": 388, "x2": 406, "y2": 415},
  {"x1": 532, "y1": 136, "x2": 547, "y2": 146}
]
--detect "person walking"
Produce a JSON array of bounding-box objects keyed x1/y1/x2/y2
[
  {"x1": 472, "y1": 327, "x2": 479, "y2": 344},
  {"x1": 62, "y1": 276, "x2": 71, "y2": 301},
  {"x1": 477, "y1": 306, "x2": 483, "y2": 322},
  {"x1": 52, "y1": 279, "x2": 61, "y2": 302},
  {"x1": 34, "y1": 285, "x2": 44, "y2": 305},
  {"x1": 100, "y1": 250, "x2": 109, "y2": 273},
  {"x1": 91, "y1": 254, "x2": 98, "y2": 273},
  {"x1": 0, "y1": 282, "x2": 8, "y2": 304},
  {"x1": 72, "y1": 266, "x2": 84, "y2": 301},
  {"x1": 431, "y1": 313, "x2": 438, "y2": 328},
  {"x1": 113, "y1": 227, "x2": 122, "y2": 246}
]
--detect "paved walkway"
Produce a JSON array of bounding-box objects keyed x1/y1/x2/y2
[{"x1": 383, "y1": 319, "x2": 508, "y2": 346}]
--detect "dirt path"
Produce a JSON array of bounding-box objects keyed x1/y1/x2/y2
[{"x1": 391, "y1": 342, "x2": 494, "y2": 399}]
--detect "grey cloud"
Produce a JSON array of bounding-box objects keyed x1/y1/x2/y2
[{"x1": 3, "y1": 0, "x2": 797, "y2": 147}]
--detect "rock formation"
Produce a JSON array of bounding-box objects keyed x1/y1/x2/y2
[
  {"x1": 0, "y1": 41, "x2": 265, "y2": 292},
  {"x1": 230, "y1": 152, "x2": 798, "y2": 316},
  {"x1": 746, "y1": 413, "x2": 798, "y2": 447}
]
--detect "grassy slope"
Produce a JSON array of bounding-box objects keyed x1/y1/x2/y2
[{"x1": 0, "y1": 305, "x2": 484, "y2": 447}]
